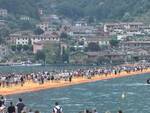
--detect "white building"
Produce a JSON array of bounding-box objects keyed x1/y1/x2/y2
[
  {"x1": 104, "y1": 22, "x2": 144, "y2": 33},
  {"x1": 36, "y1": 22, "x2": 49, "y2": 31},
  {"x1": 0, "y1": 9, "x2": 8, "y2": 17},
  {"x1": 82, "y1": 37, "x2": 110, "y2": 47},
  {"x1": 10, "y1": 31, "x2": 60, "y2": 45},
  {"x1": 20, "y1": 16, "x2": 30, "y2": 21}
]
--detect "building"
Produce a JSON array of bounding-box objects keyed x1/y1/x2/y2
[
  {"x1": 9, "y1": 31, "x2": 60, "y2": 45},
  {"x1": 38, "y1": 9, "x2": 44, "y2": 15},
  {"x1": 31, "y1": 32, "x2": 60, "y2": 45},
  {"x1": 83, "y1": 36, "x2": 110, "y2": 46},
  {"x1": 121, "y1": 41, "x2": 150, "y2": 49},
  {"x1": 33, "y1": 41, "x2": 44, "y2": 54},
  {"x1": 103, "y1": 22, "x2": 148, "y2": 36},
  {"x1": 36, "y1": 22, "x2": 49, "y2": 31},
  {"x1": 9, "y1": 31, "x2": 32, "y2": 45},
  {"x1": 40, "y1": 15, "x2": 61, "y2": 24},
  {"x1": 104, "y1": 22, "x2": 144, "y2": 32},
  {"x1": 69, "y1": 26, "x2": 98, "y2": 38},
  {"x1": 0, "y1": 20, "x2": 7, "y2": 28},
  {"x1": 0, "y1": 9, "x2": 8, "y2": 17},
  {"x1": 20, "y1": 16, "x2": 30, "y2": 21}
]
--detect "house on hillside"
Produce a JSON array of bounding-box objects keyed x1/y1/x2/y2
[
  {"x1": 0, "y1": 9, "x2": 8, "y2": 17},
  {"x1": 20, "y1": 16, "x2": 30, "y2": 21},
  {"x1": 121, "y1": 41, "x2": 150, "y2": 49},
  {"x1": 33, "y1": 41, "x2": 44, "y2": 54},
  {"x1": 9, "y1": 31, "x2": 33, "y2": 45},
  {"x1": 9, "y1": 31, "x2": 60, "y2": 45},
  {"x1": 84, "y1": 36, "x2": 110, "y2": 46}
]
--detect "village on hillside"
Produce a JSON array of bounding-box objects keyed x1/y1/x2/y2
[{"x1": 0, "y1": 8, "x2": 150, "y2": 65}]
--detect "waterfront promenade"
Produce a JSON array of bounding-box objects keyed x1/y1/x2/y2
[{"x1": 0, "y1": 67, "x2": 150, "y2": 96}]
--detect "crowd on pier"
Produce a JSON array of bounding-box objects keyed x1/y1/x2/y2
[
  {"x1": 0, "y1": 95, "x2": 123, "y2": 113},
  {"x1": 0, "y1": 63, "x2": 149, "y2": 87},
  {"x1": 0, "y1": 64, "x2": 149, "y2": 113}
]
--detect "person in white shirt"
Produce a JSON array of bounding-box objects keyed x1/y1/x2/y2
[
  {"x1": 0, "y1": 101, "x2": 6, "y2": 113},
  {"x1": 52, "y1": 102, "x2": 63, "y2": 113}
]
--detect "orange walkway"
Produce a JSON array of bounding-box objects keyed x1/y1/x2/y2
[{"x1": 0, "y1": 69, "x2": 150, "y2": 96}]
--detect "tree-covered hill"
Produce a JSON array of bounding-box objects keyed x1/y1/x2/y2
[
  {"x1": 0, "y1": 0, "x2": 150, "y2": 22},
  {"x1": 42, "y1": 0, "x2": 150, "y2": 22},
  {"x1": 0, "y1": 0, "x2": 39, "y2": 19}
]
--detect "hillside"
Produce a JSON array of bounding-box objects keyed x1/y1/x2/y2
[
  {"x1": 41, "y1": 0, "x2": 150, "y2": 22},
  {"x1": 0, "y1": 0, "x2": 150, "y2": 22},
  {"x1": 0, "y1": 0, "x2": 39, "y2": 19}
]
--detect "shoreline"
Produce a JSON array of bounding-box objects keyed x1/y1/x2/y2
[{"x1": 1, "y1": 69, "x2": 150, "y2": 96}]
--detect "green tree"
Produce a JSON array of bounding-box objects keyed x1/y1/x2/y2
[
  {"x1": 22, "y1": 45, "x2": 29, "y2": 51},
  {"x1": 70, "y1": 46, "x2": 76, "y2": 52},
  {"x1": 109, "y1": 38, "x2": 120, "y2": 47},
  {"x1": 11, "y1": 45, "x2": 16, "y2": 51},
  {"x1": 60, "y1": 32, "x2": 68, "y2": 41},
  {"x1": 87, "y1": 42, "x2": 100, "y2": 51},
  {"x1": 34, "y1": 27, "x2": 44, "y2": 35},
  {"x1": 61, "y1": 47, "x2": 69, "y2": 63},
  {"x1": 28, "y1": 38, "x2": 32, "y2": 45},
  {"x1": 16, "y1": 44, "x2": 22, "y2": 51},
  {"x1": 43, "y1": 42, "x2": 61, "y2": 64},
  {"x1": 78, "y1": 40, "x2": 84, "y2": 46},
  {"x1": 35, "y1": 50, "x2": 46, "y2": 61},
  {"x1": 0, "y1": 28, "x2": 10, "y2": 44},
  {"x1": 19, "y1": 21, "x2": 34, "y2": 30}
]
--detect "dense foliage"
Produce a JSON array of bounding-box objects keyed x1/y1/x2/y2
[
  {"x1": 42, "y1": 0, "x2": 150, "y2": 22},
  {"x1": 1, "y1": 0, "x2": 150, "y2": 22},
  {"x1": 0, "y1": 0, "x2": 39, "y2": 19}
]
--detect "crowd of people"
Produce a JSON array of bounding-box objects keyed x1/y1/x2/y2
[
  {"x1": 0, "y1": 63, "x2": 149, "y2": 113},
  {"x1": 0, "y1": 96, "x2": 63, "y2": 113},
  {"x1": 0, "y1": 95, "x2": 123, "y2": 113},
  {"x1": 0, "y1": 63, "x2": 149, "y2": 87}
]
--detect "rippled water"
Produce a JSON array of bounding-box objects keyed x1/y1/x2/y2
[
  {"x1": 0, "y1": 65, "x2": 98, "y2": 73},
  {"x1": 6, "y1": 74, "x2": 150, "y2": 113}
]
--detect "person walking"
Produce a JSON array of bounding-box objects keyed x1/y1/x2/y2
[
  {"x1": 92, "y1": 109, "x2": 98, "y2": 113},
  {"x1": 0, "y1": 101, "x2": 6, "y2": 113},
  {"x1": 16, "y1": 98, "x2": 25, "y2": 113},
  {"x1": 52, "y1": 102, "x2": 63, "y2": 113},
  {"x1": 7, "y1": 102, "x2": 16, "y2": 113},
  {"x1": 118, "y1": 110, "x2": 122, "y2": 113}
]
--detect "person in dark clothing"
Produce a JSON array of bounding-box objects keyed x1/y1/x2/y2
[
  {"x1": 51, "y1": 75, "x2": 54, "y2": 82},
  {"x1": 7, "y1": 102, "x2": 16, "y2": 113},
  {"x1": 34, "y1": 110, "x2": 40, "y2": 113},
  {"x1": 20, "y1": 77, "x2": 24, "y2": 86},
  {"x1": 16, "y1": 98, "x2": 25, "y2": 113},
  {"x1": 118, "y1": 110, "x2": 122, "y2": 113},
  {"x1": 0, "y1": 96, "x2": 5, "y2": 105},
  {"x1": 69, "y1": 76, "x2": 72, "y2": 82}
]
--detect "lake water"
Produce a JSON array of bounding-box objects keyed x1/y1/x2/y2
[
  {"x1": 6, "y1": 73, "x2": 150, "y2": 113},
  {"x1": 0, "y1": 65, "x2": 98, "y2": 73}
]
